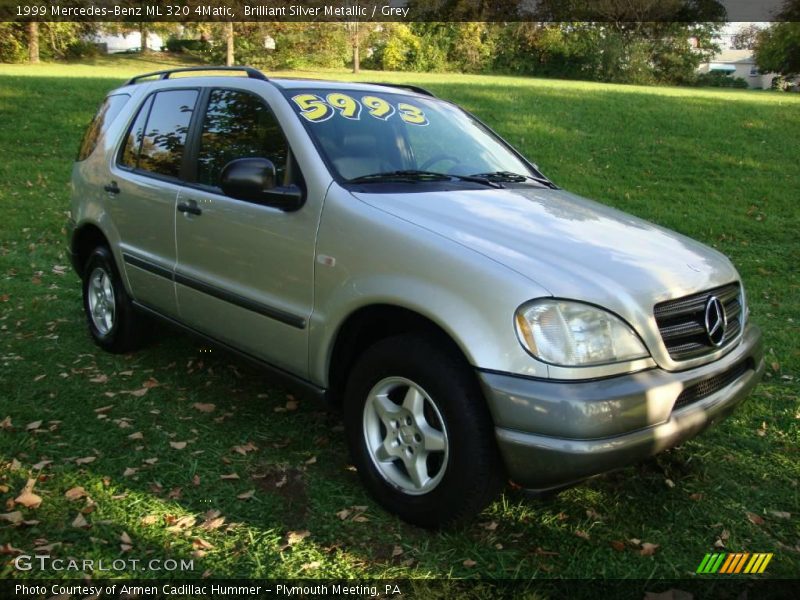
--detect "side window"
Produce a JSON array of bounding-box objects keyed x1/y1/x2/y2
[
  {"x1": 138, "y1": 89, "x2": 198, "y2": 178},
  {"x1": 77, "y1": 93, "x2": 130, "y2": 161},
  {"x1": 196, "y1": 89, "x2": 289, "y2": 188},
  {"x1": 119, "y1": 95, "x2": 153, "y2": 169}
]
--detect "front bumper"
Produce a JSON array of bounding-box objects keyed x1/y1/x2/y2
[{"x1": 479, "y1": 324, "x2": 764, "y2": 489}]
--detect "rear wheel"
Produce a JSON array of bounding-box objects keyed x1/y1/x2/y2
[
  {"x1": 344, "y1": 333, "x2": 504, "y2": 528},
  {"x1": 82, "y1": 246, "x2": 145, "y2": 353}
]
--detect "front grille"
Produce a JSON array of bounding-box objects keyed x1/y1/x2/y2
[
  {"x1": 654, "y1": 282, "x2": 743, "y2": 361},
  {"x1": 673, "y1": 358, "x2": 753, "y2": 411}
]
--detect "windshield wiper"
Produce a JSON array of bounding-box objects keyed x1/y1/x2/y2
[
  {"x1": 348, "y1": 170, "x2": 503, "y2": 189},
  {"x1": 469, "y1": 170, "x2": 558, "y2": 189}
]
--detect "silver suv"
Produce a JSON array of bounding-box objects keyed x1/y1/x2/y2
[{"x1": 69, "y1": 67, "x2": 764, "y2": 527}]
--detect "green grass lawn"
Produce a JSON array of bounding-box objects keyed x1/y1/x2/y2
[{"x1": 0, "y1": 55, "x2": 798, "y2": 582}]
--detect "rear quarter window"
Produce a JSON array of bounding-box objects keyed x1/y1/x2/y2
[{"x1": 77, "y1": 94, "x2": 130, "y2": 161}]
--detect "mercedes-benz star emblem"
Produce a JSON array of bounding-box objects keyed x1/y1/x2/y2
[{"x1": 704, "y1": 296, "x2": 727, "y2": 347}]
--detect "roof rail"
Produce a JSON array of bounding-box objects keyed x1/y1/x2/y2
[
  {"x1": 125, "y1": 66, "x2": 267, "y2": 86},
  {"x1": 363, "y1": 82, "x2": 436, "y2": 97}
]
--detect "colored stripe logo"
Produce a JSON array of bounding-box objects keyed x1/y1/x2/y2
[{"x1": 696, "y1": 553, "x2": 773, "y2": 574}]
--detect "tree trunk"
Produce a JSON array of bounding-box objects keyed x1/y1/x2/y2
[
  {"x1": 28, "y1": 22, "x2": 39, "y2": 63},
  {"x1": 353, "y1": 43, "x2": 360, "y2": 74},
  {"x1": 139, "y1": 23, "x2": 149, "y2": 54},
  {"x1": 226, "y1": 22, "x2": 235, "y2": 66}
]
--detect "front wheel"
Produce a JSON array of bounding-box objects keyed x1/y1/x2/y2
[{"x1": 344, "y1": 333, "x2": 505, "y2": 528}]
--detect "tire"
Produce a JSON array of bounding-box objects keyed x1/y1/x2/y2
[
  {"x1": 82, "y1": 246, "x2": 144, "y2": 353},
  {"x1": 344, "y1": 333, "x2": 505, "y2": 528}
]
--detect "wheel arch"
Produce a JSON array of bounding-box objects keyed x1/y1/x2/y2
[
  {"x1": 71, "y1": 222, "x2": 111, "y2": 278},
  {"x1": 325, "y1": 303, "x2": 478, "y2": 407}
]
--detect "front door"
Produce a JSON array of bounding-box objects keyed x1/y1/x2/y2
[{"x1": 174, "y1": 88, "x2": 316, "y2": 376}]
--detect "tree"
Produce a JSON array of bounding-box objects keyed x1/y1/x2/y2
[
  {"x1": 731, "y1": 24, "x2": 762, "y2": 50},
  {"x1": 225, "y1": 22, "x2": 234, "y2": 66},
  {"x1": 754, "y1": 22, "x2": 800, "y2": 77},
  {"x1": 27, "y1": 22, "x2": 39, "y2": 63}
]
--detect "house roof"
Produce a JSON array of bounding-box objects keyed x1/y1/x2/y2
[{"x1": 709, "y1": 49, "x2": 756, "y2": 65}]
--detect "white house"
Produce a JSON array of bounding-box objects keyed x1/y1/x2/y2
[
  {"x1": 697, "y1": 49, "x2": 776, "y2": 89},
  {"x1": 90, "y1": 32, "x2": 165, "y2": 54}
]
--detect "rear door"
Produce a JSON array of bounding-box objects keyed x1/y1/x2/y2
[
  {"x1": 174, "y1": 87, "x2": 315, "y2": 376},
  {"x1": 109, "y1": 88, "x2": 200, "y2": 317}
]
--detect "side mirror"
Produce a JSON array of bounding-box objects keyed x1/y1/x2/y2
[{"x1": 220, "y1": 158, "x2": 304, "y2": 211}]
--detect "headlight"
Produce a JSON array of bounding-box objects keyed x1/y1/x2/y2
[{"x1": 515, "y1": 300, "x2": 649, "y2": 367}]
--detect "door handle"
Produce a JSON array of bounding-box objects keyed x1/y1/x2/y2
[
  {"x1": 177, "y1": 200, "x2": 202, "y2": 216},
  {"x1": 104, "y1": 182, "x2": 120, "y2": 194}
]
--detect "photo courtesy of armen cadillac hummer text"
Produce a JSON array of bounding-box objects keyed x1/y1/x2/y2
[{"x1": 67, "y1": 66, "x2": 764, "y2": 527}]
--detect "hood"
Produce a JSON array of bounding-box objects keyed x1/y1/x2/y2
[{"x1": 354, "y1": 186, "x2": 739, "y2": 329}]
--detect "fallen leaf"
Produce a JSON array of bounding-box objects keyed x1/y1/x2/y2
[
  {"x1": 141, "y1": 515, "x2": 159, "y2": 526},
  {"x1": 336, "y1": 509, "x2": 351, "y2": 520},
  {"x1": 192, "y1": 474, "x2": 200, "y2": 486},
  {"x1": 463, "y1": 559, "x2": 477, "y2": 567},
  {"x1": 689, "y1": 493, "x2": 704, "y2": 501},
  {"x1": 166, "y1": 515, "x2": 196, "y2": 532},
  {"x1": 719, "y1": 529, "x2": 730, "y2": 541},
  {"x1": 285, "y1": 400, "x2": 299, "y2": 411},
  {"x1": 640, "y1": 542, "x2": 660, "y2": 556},
  {"x1": 352, "y1": 514, "x2": 369, "y2": 522},
  {"x1": 89, "y1": 374, "x2": 108, "y2": 384},
  {"x1": 575, "y1": 530, "x2": 590, "y2": 540},
  {"x1": 169, "y1": 441, "x2": 187, "y2": 450},
  {"x1": 301, "y1": 560, "x2": 321, "y2": 570},
  {"x1": 192, "y1": 538, "x2": 214, "y2": 550},
  {"x1": 127, "y1": 388, "x2": 148, "y2": 398},
  {"x1": 167, "y1": 487, "x2": 182, "y2": 500},
  {"x1": 94, "y1": 405, "x2": 114, "y2": 414},
  {"x1": 142, "y1": 377, "x2": 159, "y2": 389},
  {"x1": 120, "y1": 531, "x2": 132, "y2": 545},
  {"x1": 0, "y1": 543, "x2": 24, "y2": 555},
  {"x1": 286, "y1": 530, "x2": 310, "y2": 547},
  {"x1": 770, "y1": 510, "x2": 791, "y2": 519},
  {"x1": 237, "y1": 489, "x2": 255, "y2": 500},
  {"x1": 64, "y1": 486, "x2": 87, "y2": 501},
  {"x1": 305, "y1": 456, "x2": 317, "y2": 465},
  {"x1": 123, "y1": 467, "x2": 138, "y2": 477},
  {"x1": 746, "y1": 512, "x2": 765, "y2": 526},
  {"x1": 143, "y1": 458, "x2": 158, "y2": 465},
  {"x1": 481, "y1": 521, "x2": 499, "y2": 531},
  {"x1": 220, "y1": 473, "x2": 239, "y2": 480},
  {"x1": 392, "y1": 545, "x2": 404, "y2": 557},
  {"x1": 192, "y1": 402, "x2": 216, "y2": 413},
  {"x1": 200, "y1": 516, "x2": 226, "y2": 531},
  {"x1": 0, "y1": 511, "x2": 23, "y2": 525},
  {"x1": 127, "y1": 432, "x2": 144, "y2": 440},
  {"x1": 232, "y1": 442, "x2": 257, "y2": 455},
  {"x1": 15, "y1": 479, "x2": 42, "y2": 509},
  {"x1": 610, "y1": 540, "x2": 626, "y2": 552},
  {"x1": 72, "y1": 513, "x2": 89, "y2": 528},
  {"x1": 32, "y1": 460, "x2": 52, "y2": 470},
  {"x1": 25, "y1": 420, "x2": 43, "y2": 431},
  {"x1": 75, "y1": 456, "x2": 96, "y2": 465},
  {"x1": 586, "y1": 508, "x2": 603, "y2": 520},
  {"x1": 665, "y1": 478, "x2": 675, "y2": 488}
]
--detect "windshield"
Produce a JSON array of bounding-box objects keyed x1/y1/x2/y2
[{"x1": 286, "y1": 88, "x2": 537, "y2": 183}]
